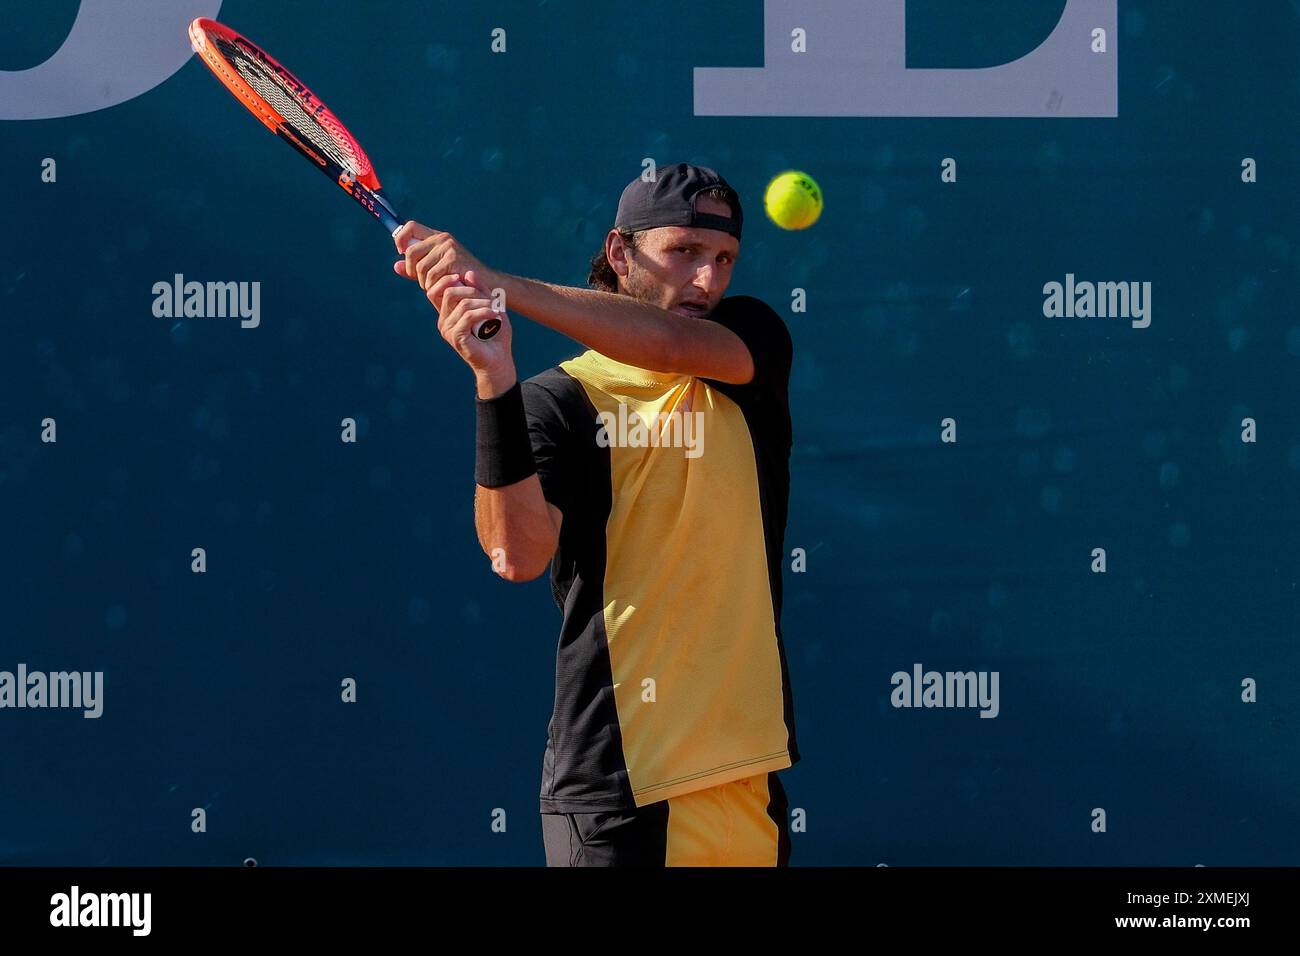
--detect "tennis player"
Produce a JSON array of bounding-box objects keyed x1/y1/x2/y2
[{"x1": 393, "y1": 164, "x2": 799, "y2": 866}]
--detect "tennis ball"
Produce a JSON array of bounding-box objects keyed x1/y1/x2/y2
[{"x1": 764, "y1": 171, "x2": 823, "y2": 230}]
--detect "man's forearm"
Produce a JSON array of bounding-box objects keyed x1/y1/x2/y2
[
  {"x1": 474, "y1": 479, "x2": 554, "y2": 582},
  {"x1": 497, "y1": 274, "x2": 691, "y2": 372}
]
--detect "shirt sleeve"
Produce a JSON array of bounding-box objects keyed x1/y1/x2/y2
[
  {"x1": 521, "y1": 378, "x2": 575, "y2": 516},
  {"x1": 705, "y1": 295, "x2": 793, "y2": 394}
]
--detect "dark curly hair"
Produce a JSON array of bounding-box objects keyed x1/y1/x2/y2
[{"x1": 586, "y1": 185, "x2": 738, "y2": 293}]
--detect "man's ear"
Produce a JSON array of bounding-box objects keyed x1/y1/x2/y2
[{"x1": 606, "y1": 230, "x2": 631, "y2": 278}]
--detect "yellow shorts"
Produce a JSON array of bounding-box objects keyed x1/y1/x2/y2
[{"x1": 541, "y1": 771, "x2": 791, "y2": 867}]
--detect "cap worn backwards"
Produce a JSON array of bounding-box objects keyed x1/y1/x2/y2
[{"x1": 614, "y1": 163, "x2": 743, "y2": 241}]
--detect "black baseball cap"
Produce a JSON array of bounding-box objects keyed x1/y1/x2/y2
[{"x1": 614, "y1": 163, "x2": 743, "y2": 241}]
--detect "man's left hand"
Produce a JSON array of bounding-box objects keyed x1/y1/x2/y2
[{"x1": 392, "y1": 221, "x2": 499, "y2": 292}]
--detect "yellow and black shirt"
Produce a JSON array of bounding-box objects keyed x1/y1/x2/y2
[{"x1": 521, "y1": 295, "x2": 799, "y2": 812}]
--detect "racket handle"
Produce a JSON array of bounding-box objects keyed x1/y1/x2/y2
[
  {"x1": 444, "y1": 277, "x2": 502, "y2": 341},
  {"x1": 462, "y1": 276, "x2": 501, "y2": 339},
  {"x1": 380, "y1": 208, "x2": 404, "y2": 235}
]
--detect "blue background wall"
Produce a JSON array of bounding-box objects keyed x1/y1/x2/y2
[{"x1": 2, "y1": 1, "x2": 1297, "y2": 865}]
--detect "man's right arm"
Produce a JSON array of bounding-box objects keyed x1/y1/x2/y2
[
  {"x1": 472, "y1": 364, "x2": 564, "y2": 583},
  {"x1": 416, "y1": 269, "x2": 568, "y2": 583},
  {"x1": 474, "y1": 479, "x2": 562, "y2": 583}
]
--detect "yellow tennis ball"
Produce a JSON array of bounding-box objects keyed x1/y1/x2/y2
[{"x1": 764, "y1": 171, "x2": 823, "y2": 230}]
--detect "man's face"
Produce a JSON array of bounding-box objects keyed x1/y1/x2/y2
[{"x1": 610, "y1": 195, "x2": 740, "y2": 318}]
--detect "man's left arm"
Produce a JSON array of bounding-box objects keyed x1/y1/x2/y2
[
  {"x1": 498, "y1": 273, "x2": 757, "y2": 384},
  {"x1": 392, "y1": 223, "x2": 755, "y2": 384}
]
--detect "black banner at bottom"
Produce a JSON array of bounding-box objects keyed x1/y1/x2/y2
[{"x1": 0, "y1": 866, "x2": 1283, "y2": 940}]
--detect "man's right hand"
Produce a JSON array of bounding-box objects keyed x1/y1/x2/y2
[{"x1": 426, "y1": 269, "x2": 517, "y2": 397}]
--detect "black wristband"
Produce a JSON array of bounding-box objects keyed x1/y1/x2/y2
[{"x1": 475, "y1": 381, "x2": 538, "y2": 488}]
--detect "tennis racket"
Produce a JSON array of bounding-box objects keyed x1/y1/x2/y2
[{"x1": 188, "y1": 17, "x2": 502, "y2": 340}]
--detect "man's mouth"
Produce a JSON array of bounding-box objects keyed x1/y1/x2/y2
[{"x1": 673, "y1": 301, "x2": 709, "y2": 317}]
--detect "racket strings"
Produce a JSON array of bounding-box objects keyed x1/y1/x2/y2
[{"x1": 211, "y1": 33, "x2": 363, "y2": 177}]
